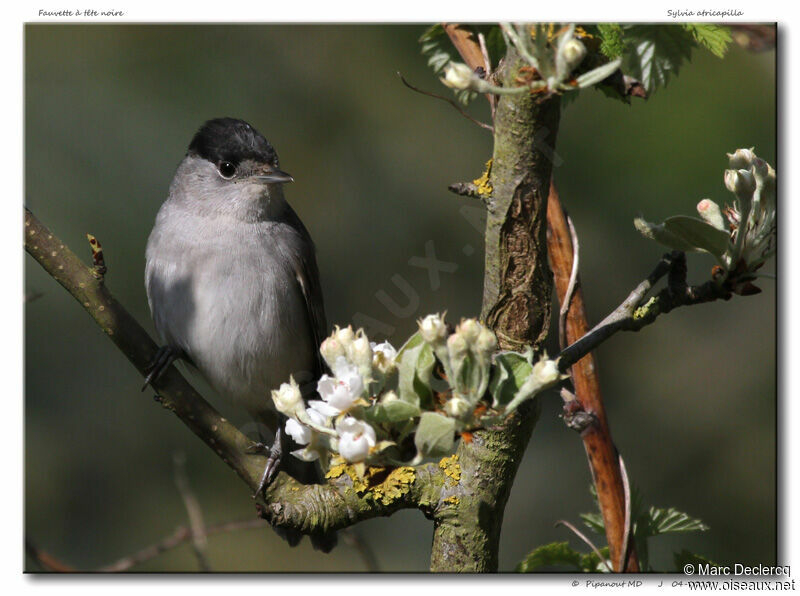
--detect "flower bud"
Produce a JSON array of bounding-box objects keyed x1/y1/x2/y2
[
  {"x1": 532, "y1": 357, "x2": 560, "y2": 385},
  {"x1": 727, "y1": 147, "x2": 756, "y2": 170},
  {"x1": 441, "y1": 62, "x2": 474, "y2": 90},
  {"x1": 271, "y1": 376, "x2": 304, "y2": 418},
  {"x1": 696, "y1": 199, "x2": 726, "y2": 231},
  {"x1": 561, "y1": 38, "x2": 587, "y2": 70},
  {"x1": 380, "y1": 390, "x2": 399, "y2": 404},
  {"x1": 456, "y1": 318, "x2": 482, "y2": 345},
  {"x1": 320, "y1": 336, "x2": 345, "y2": 369},
  {"x1": 474, "y1": 326, "x2": 498, "y2": 355},
  {"x1": 444, "y1": 396, "x2": 471, "y2": 419},
  {"x1": 447, "y1": 332, "x2": 469, "y2": 360},
  {"x1": 724, "y1": 168, "x2": 756, "y2": 202},
  {"x1": 347, "y1": 331, "x2": 373, "y2": 371},
  {"x1": 419, "y1": 313, "x2": 448, "y2": 344},
  {"x1": 335, "y1": 325, "x2": 355, "y2": 349}
]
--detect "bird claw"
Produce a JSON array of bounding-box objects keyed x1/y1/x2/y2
[
  {"x1": 142, "y1": 346, "x2": 181, "y2": 391},
  {"x1": 251, "y1": 428, "x2": 283, "y2": 498}
]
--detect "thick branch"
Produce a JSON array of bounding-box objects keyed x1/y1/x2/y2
[
  {"x1": 546, "y1": 181, "x2": 639, "y2": 572},
  {"x1": 429, "y1": 45, "x2": 560, "y2": 572},
  {"x1": 24, "y1": 208, "x2": 444, "y2": 540}
]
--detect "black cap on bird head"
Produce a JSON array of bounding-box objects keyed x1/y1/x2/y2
[{"x1": 187, "y1": 118, "x2": 280, "y2": 169}]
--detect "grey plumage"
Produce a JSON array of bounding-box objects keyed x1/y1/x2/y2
[{"x1": 145, "y1": 118, "x2": 334, "y2": 551}]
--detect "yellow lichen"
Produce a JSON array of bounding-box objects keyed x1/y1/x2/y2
[
  {"x1": 472, "y1": 159, "x2": 493, "y2": 197},
  {"x1": 369, "y1": 467, "x2": 417, "y2": 506},
  {"x1": 326, "y1": 463, "x2": 416, "y2": 505},
  {"x1": 442, "y1": 495, "x2": 460, "y2": 506},
  {"x1": 439, "y1": 454, "x2": 461, "y2": 486},
  {"x1": 633, "y1": 297, "x2": 659, "y2": 320},
  {"x1": 325, "y1": 463, "x2": 348, "y2": 480}
]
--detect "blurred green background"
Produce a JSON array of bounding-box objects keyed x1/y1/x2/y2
[{"x1": 24, "y1": 25, "x2": 775, "y2": 572}]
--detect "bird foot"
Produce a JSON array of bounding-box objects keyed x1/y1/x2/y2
[
  {"x1": 247, "y1": 427, "x2": 283, "y2": 498},
  {"x1": 142, "y1": 345, "x2": 181, "y2": 391}
]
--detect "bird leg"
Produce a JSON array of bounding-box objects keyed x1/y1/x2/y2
[
  {"x1": 246, "y1": 426, "x2": 284, "y2": 498},
  {"x1": 142, "y1": 345, "x2": 182, "y2": 391}
]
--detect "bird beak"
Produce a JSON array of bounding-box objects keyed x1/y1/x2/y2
[{"x1": 254, "y1": 166, "x2": 294, "y2": 184}]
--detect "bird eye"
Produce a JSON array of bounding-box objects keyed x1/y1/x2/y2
[{"x1": 218, "y1": 161, "x2": 237, "y2": 179}]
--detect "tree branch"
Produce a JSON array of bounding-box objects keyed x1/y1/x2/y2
[
  {"x1": 557, "y1": 251, "x2": 730, "y2": 372},
  {"x1": 546, "y1": 181, "x2": 640, "y2": 572},
  {"x1": 23, "y1": 208, "x2": 447, "y2": 545}
]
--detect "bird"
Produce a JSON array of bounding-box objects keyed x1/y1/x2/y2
[{"x1": 144, "y1": 117, "x2": 335, "y2": 551}]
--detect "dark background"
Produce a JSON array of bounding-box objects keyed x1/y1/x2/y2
[{"x1": 24, "y1": 25, "x2": 776, "y2": 571}]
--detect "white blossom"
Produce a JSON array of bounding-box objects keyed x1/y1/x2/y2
[
  {"x1": 311, "y1": 357, "x2": 364, "y2": 416},
  {"x1": 371, "y1": 341, "x2": 397, "y2": 374},
  {"x1": 336, "y1": 417, "x2": 376, "y2": 463},
  {"x1": 285, "y1": 407, "x2": 329, "y2": 462}
]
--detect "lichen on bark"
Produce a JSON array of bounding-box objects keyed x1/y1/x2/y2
[{"x1": 429, "y1": 46, "x2": 561, "y2": 571}]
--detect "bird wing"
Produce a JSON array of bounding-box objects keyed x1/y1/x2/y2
[{"x1": 294, "y1": 239, "x2": 328, "y2": 381}]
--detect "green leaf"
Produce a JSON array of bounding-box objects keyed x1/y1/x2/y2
[
  {"x1": 621, "y1": 25, "x2": 694, "y2": 93},
  {"x1": 580, "y1": 511, "x2": 606, "y2": 535},
  {"x1": 365, "y1": 400, "x2": 420, "y2": 425},
  {"x1": 516, "y1": 542, "x2": 583, "y2": 572},
  {"x1": 673, "y1": 549, "x2": 716, "y2": 572},
  {"x1": 640, "y1": 507, "x2": 709, "y2": 537},
  {"x1": 397, "y1": 338, "x2": 435, "y2": 409},
  {"x1": 596, "y1": 23, "x2": 627, "y2": 59},
  {"x1": 414, "y1": 412, "x2": 456, "y2": 457},
  {"x1": 681, "y1": 24, "x2": 732, "y2": 58},
  {"x1": 663, "y1": 216, "x2": 730, "y2": 258},
  {"x1": 634, "y1": 216, "x2": 702, "y2": 253},
  {"x1": 488, "y1": 351, "x2": 533, "y2": 409}
]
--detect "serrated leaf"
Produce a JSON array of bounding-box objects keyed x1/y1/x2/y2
[
  {"x1": 489, "y1": 351, "x2": 533, "y2": 409},
  {"x1": 681, "y1": 24, "x2": 732, "y2": 58},
  {"x1": 643, "y1": 507, "x2": 709, "y2": 536},
  {"x1": 414, "y1": 412, "x2": 456, "y2": 457},
  {"x1": 596, "y1": 23, "x2": 627, "y2": 59},
  {"x1": 663, "y1": 216, "x2": 730, "y2": 258},
  {"x1": 673, "y1": 549, "x2": 716, "y2": 572},
  {"x1": 516, "y1": 541, "x2": 583, "y2": 572},
  {"x1": 621, "y1": 25, "x2": 694, "y2": 93},
  {"x1": 580, "y1": 511, "x2": 606, "y2": 535}
]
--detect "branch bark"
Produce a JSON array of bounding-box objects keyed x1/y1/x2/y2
[
  {"x1": 429, "y1": 45, "x2": 561, "y2": 571},
  {"x1": 546, "y1": 181, "x2": 639, "y2": 572},
  {"x1": 23, "y1": 208, "x2": 446, "y2": 544}
]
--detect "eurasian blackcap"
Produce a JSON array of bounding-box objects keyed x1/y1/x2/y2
[{"x1": 144, "y1": 117, "x2": 334, "y2": 550}]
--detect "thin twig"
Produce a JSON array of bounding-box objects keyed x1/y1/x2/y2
[
  {"x1": 477, "y1": 32, "x2": 496, "y2": 118},
  {"x1": 558, "y1": 214, "x2": 580, "y2": 351},
  {"x1": 554, "y1": 520, "x2": 613, "y2": 573},
  {"x1": 98, "y1": 518, "x2": 266, "y2": 572},
  {"x1": 341, "y1": 528, "x2": 381, "y2": 572},
  {"x1": 618, "y1": 455, "x2": 633, "y2": 573},
  {"x1": 173, "y1": 452, "x2": 211, "y2": 571},
  {"x1": 557, "y1": 251, "x2": 729, "y2": 372},
  {"x1": 25, "y1": 540, "x2": 77, "y2": 572},
  {"x1": 397, "y1": 72, "x2": 493, "y2": 132}
]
